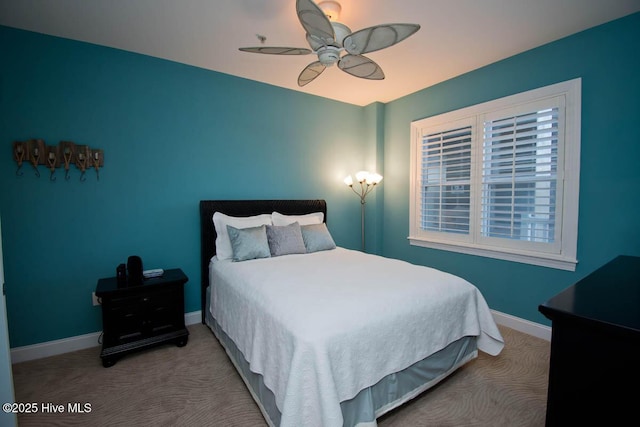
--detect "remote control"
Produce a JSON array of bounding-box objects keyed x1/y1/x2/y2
[{"x1": 143, "y1": 268, "x2": 164, "y2": 278}]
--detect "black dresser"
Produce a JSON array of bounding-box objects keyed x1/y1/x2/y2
[
  {"x1": 539, "y1": 255, "x2": 640, "y2": 426},
  {"x1": 96, "y1": 268, "x2": 189, "y2": 367}
]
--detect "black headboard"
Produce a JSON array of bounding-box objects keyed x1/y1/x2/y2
[{"x1": 199, "y1": 199, "x2": 327, "y2": 323}]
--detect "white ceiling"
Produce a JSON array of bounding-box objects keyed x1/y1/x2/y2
[{"x1": 2, "y1": 0, "x2": 639, "y2": 106}]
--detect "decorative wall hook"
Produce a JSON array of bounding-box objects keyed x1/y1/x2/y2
[
  {"x1": 27, "y1": 139, "x2": 45, "y2": 178},
  {"x1": 60, "y1": 140, "x2": 75, "y2": 181},
  {"x1": 13, "y1": 141, "x2": 26, "y2": 176},
  {"x1": 75, "y1": 144, "x2": 89, "y2": 182},
  {"x1": 90, "y1": 148, "x2": 104, "y2": 181},
  {"x1": 45, "y1": 144, "x2": 60, "y2": 181}
]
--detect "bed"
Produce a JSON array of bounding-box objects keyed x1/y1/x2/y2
[{"x1": 199, "y1": 199, "x2": 504, "y2": 427}]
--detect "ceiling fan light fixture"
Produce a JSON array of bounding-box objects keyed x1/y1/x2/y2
[
  {"x1": 318, "y1": 1, "x2": 341, "y2": 21},
  {"x1": 239, "y1": 0, "x2": 420, "y2": 87},
  {"x1": 318, "y1": 47, "x2": 341, "y2": 66}
]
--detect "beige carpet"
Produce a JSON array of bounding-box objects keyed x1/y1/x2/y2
[{"x1": 12, "y1": 324, "x2": 549, "y2": 426}]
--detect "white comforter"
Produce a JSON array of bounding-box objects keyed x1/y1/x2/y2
[{"x1": 209, "y1": 247, "x2": 504, "y2": 427}]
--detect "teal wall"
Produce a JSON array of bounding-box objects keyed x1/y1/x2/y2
[
  {"x1": 382, "y1": 12, "x2": 640, "y2": 325},
  {"x1": 0, "y1": 27, "x2": 369, "y2": 347},
  {"x1": 1, "y1": 12, "x2": 639, "y2": 347}
]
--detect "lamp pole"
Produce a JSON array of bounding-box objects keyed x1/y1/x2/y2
[{"x1": 360, "y1": 196, "x2": 366, "y2": 251}]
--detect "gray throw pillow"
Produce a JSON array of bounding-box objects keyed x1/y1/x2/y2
[
  {"x1": 266, "y1": 222, "x2": 307, "y2": 256},
  {"x1": 301, "y1": 223, "x2": 336, "y2": 253},
  {"x1": 227, "y1": 224, "x2": 271, "y2": 262}
]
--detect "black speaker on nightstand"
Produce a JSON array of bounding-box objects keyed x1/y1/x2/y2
[
  {"x1": 127, "y1": 255, "x2": 144, "y2": 286},
  {"x1": 116, "y1": 263, "x2": 127, "y2": 288}
]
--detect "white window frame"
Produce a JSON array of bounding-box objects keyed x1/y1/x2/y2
[{"x1": 409, "y1": 79, "x2": 581, "y2": 271}]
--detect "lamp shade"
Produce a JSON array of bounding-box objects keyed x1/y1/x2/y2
[
  {"x1": 367, "y1": 173, "x2": 383, "y2": 184},
  {"x1": 355, "y1": 171, "x2": 368, "y2": 183},
  {"x1": 343, "y1": 175, "x2": 353, "y2": 186}
]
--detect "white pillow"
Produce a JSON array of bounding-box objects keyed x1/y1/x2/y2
[
  {"x1": 272, "y1": 211, "x2": 324, "y2": 226},
  {"x1": 213, "y1": 212, "x2": 273, "y2": 260}
]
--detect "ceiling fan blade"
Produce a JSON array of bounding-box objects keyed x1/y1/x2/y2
[
  {"x1": 298, "y1": 61, "x2": 326, "y2": 86},
  {"x1": 239, "y1": 47, "x2": 312, "y2": 55},
  {"x1": 338, "y1": 55, "x2": 385, "y2": 80},
  {"x1": 296, "y1": 0, "x2": 335, "y2": 45},
  {"x1": 343, "y1": 24, "x2": 420, "y2": 55}
]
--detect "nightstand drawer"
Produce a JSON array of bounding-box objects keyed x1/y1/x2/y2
[{"x1": 104, "y1": 304, "x2": 144, "y2": 345}]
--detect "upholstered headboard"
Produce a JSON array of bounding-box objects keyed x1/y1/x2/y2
[{"x1": 199, "y1": 199, "x2": 327, "y2": 323}]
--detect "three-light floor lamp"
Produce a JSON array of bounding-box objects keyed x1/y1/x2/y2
[{"x1": 344, "y1": 171, "x2": 383, "y2": 251}]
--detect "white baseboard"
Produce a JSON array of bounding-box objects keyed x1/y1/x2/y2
[
  {"x1": 184, "y1": 310, "x2": 202, "y2": 326},
  {"x1": 11, "y1": 309, "x2": 548, "y2": 364},
  {"x1": 492, "y1": 309, "x2": 551, "y2": 341},
  {"x1": 10, "y1": 310, "x2": 203, "y2": 364},
  {"x1": 10, "y1": 330, "x2": 103, "y2": 364}
]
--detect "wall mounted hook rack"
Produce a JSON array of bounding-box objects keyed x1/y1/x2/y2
[{"x1": 11, "y1": 139, "x2": 104, "y2": 182}]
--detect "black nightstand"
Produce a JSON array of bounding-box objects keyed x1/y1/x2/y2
[{"x1": 95, "y1": 268, "x2": 190, "y2": 367}]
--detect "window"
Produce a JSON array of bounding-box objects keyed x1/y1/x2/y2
[{"x1": 410, "y1": 79, "x2": 581, "y2": 270}]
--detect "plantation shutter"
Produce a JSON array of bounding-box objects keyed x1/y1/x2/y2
[
  {"x1": 420, "y1": 122, "x2": 473, "y2": 235},
  {"x1": 480, "y1": 97, "x2": 564, "y2": 251},
  {"x1": 410, "y1": 79, "x2": 579, "y2": 270}
]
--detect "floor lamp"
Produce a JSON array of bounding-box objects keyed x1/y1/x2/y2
[{"x1": 344, "y1": 171, "x2": 383, "y2": 251}]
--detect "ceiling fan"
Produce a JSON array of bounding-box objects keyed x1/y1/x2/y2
[{"x1": 239, "y1": 0, "x2": 420, "y2": 87}]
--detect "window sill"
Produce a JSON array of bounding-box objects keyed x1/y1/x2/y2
[{"x1": 408, "y1": 237, "x2": 577, "y2": 271}]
